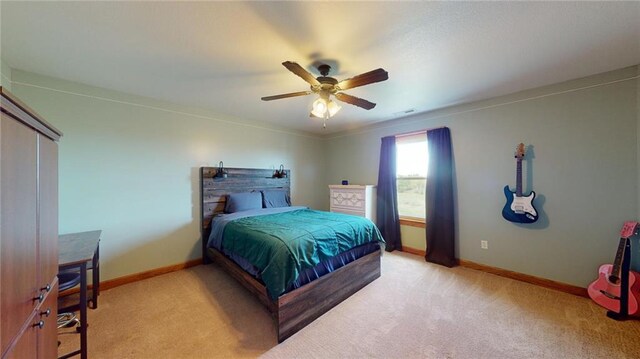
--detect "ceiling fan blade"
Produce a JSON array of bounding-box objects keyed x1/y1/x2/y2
[
  {"x1": 337, "y1": 68, "x2": 388, "y2": 90},
  {"x1": 334, "y1": 92, "x2": 376, "y2": 110},
  {"x1": 261, "y1": 91, "x2": 312, "y2": 101},
  {"x1": 282, "y1": 61, "x2": 321, "y2": 86}
]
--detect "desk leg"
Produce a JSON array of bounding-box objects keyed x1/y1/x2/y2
[
  {"x1": 91, "y1": 245, "x2": 99, "y2": 309},
  {"x1": 80, "y1": 262, "x2": 88, "y2": 359}
]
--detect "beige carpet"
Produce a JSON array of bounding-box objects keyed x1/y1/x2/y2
[{"x1": 58, "y1": 252, "x2": 640, "y2": 358}]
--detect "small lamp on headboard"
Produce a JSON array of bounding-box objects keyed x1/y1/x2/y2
[
  {"x1": 214, "y1": 161, "x2": 228, "y2": 178},
  {"x1": 273, "y1": 164, "x2": 287, "y2": 178}
]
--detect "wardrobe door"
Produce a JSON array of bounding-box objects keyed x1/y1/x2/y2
[
  {"x1": 5, "y1": 313, "x2": 38, "y2": 359},
  {"x1": 37, "y1": 134, "x2": 59, "y2": 289},
  {"x1": 37, "y1": 281, "x2": 58, "y2": 359},
  {"x1": 37, "y1": 135, "x2": 59, "y2": 358},
  {"x1": 0, "y1": 114, "x2": 38, "y2": 354}
]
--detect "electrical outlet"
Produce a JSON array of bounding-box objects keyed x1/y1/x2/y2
[{"x1": 481, "y1": 240, "x2": 488, "y2": 250}]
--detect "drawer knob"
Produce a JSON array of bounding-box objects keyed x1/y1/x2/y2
[
  {"x1": 41, "y1": 284, "x2": 51, "y2": 292},
  {"x1": 33, "y1": 321, "x2": 45, "y2": 329},
  {"x1": 41, "y1": 308, "x2": 51, "y2": 317}
]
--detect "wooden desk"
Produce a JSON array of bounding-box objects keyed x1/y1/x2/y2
[{"x1": 58, "y1": 230, "x2": 101, "y2": 359}]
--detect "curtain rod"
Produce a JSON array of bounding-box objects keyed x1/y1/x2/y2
[{"x1": 391, "y1": 126, "x2": 446, "y2": 139}]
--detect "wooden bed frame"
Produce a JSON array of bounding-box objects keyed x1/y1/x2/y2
[{"x1": 200, "y1": 167, "x2": 381, "y2": 342}]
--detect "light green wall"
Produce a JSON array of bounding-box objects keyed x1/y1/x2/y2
[
  {"x1": 0, "y1": 58, "x2": 11, "y2": 91},
  {"x1": 325, "y1": 66, "x2": 639, "y2": 288},
  {"x1": 400, "y1": 225, "x2": 424, "y2": 250},
  {"x1": 10, "y1": 70, "x2": 328, "y2": 281}
]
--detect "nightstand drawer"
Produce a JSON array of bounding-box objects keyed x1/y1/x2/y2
[{"x1": 330, "y1": 189, "x2": 365, "y2": 210}]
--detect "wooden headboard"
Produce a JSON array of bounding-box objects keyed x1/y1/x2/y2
[{"x1": 200, "y1": 167, "x2": 290, "y2": 262}]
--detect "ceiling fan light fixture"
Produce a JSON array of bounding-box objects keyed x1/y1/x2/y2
[
  {"x1": 327, "y1": 99, "x2": 341, "y2": 117},
  {"x1": 311, "y1": 97, "x2": 341, "y2": 118},
  {"x1": 311, "y1": 97, "x2": 328, "y2": 118}
]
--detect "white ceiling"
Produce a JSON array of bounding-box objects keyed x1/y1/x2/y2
[{"x1": 1, "y1": 1, "x2": 639, "y2": 135}]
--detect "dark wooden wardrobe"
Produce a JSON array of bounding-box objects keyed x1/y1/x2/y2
[{"x1": 1, "y1": 87, "x2": 62, "y2": 358}]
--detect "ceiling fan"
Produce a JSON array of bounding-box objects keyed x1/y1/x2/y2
[{"x1": 261, "y1": 61, "x2": 389, "y2": 125}]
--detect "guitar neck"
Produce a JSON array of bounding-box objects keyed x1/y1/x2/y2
[
  {"x1": 610, "y1": 237, "x2": 628, "y2": 282},
  {"x1": 516, "y1": 158, "x2": 523, "y2": 197}
]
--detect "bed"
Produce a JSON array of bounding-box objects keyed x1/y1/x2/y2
[{"x1": 200, "y1": 167, "x2": 384, "y2": 342}]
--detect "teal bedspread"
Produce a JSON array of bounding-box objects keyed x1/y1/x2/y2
[{"x1": 221, "y1": 209, "x2": 384, "y2": 299}]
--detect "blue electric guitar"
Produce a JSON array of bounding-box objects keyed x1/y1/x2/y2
[{"x1": 502, "y1": 143, "x2": 538, "y2": 223}]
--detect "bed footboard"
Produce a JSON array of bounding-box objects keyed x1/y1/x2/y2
[
  {"x1": 206, "y1": 247, "x2": 381, "y2": 342},
  {"x1": 276, "y1": 249, "x2": 381, "y2": 342}
]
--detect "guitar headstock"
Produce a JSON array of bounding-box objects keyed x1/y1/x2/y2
[
  {"x1": 515, "y1": 143, "x2": 525, "y2": 159},
  {"x1": 620, "y1": 221, "x2": 639, "y2": 239}
]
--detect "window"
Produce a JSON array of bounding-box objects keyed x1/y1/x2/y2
[{"x1": 396, "y1": 133, "x2": 428, "y2": 220}]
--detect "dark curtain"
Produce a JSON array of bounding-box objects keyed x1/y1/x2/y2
[
  {"x1": 376, "y1": 136, "x2": 402, "y2": 252},
  {"x1": 425, "y1": 127, "x2": 456, "y2": 267}
]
